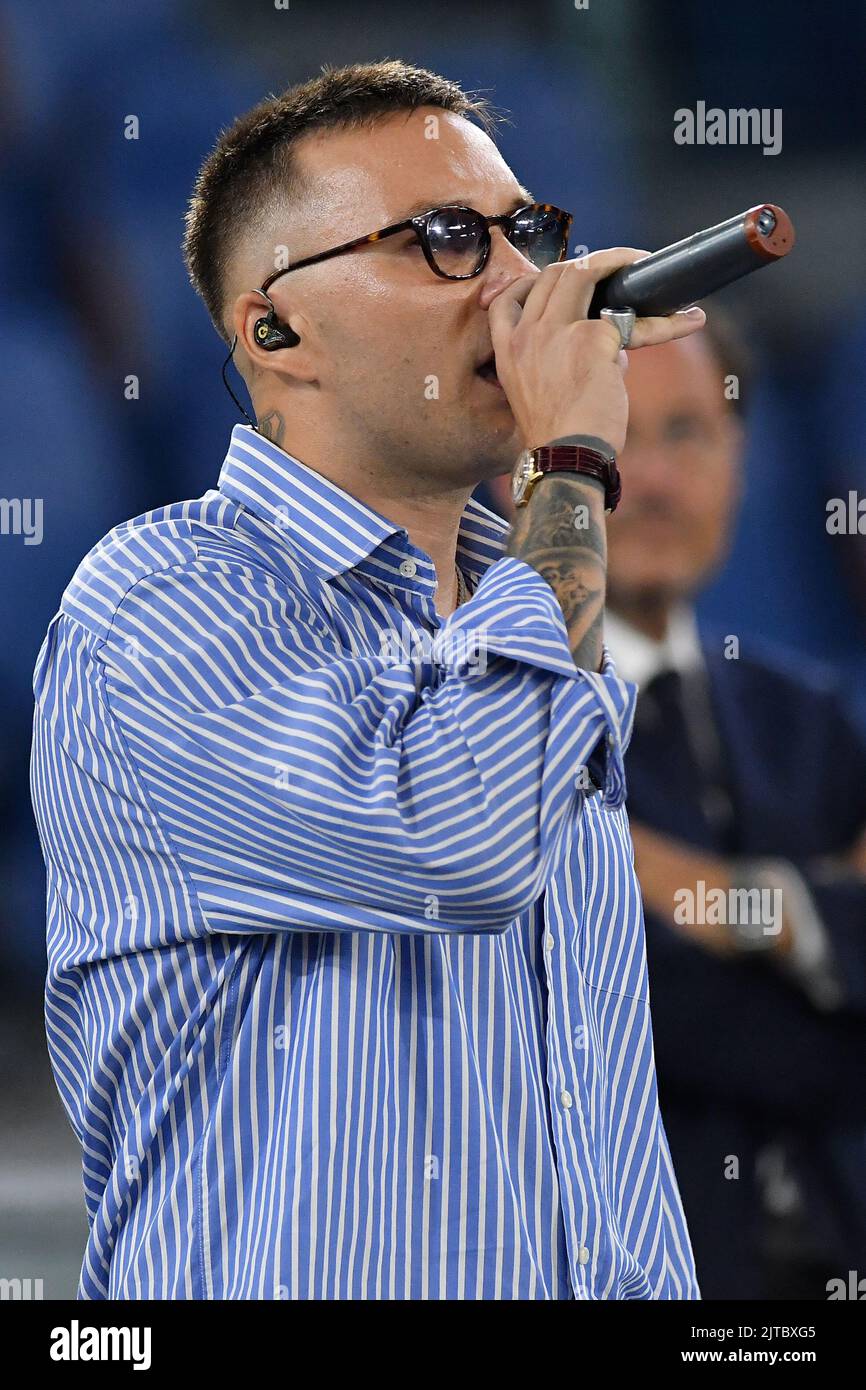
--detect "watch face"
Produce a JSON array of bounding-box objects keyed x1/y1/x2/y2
[{"x1": 512, "y1": 450, "x2": 536, "y2": 506}]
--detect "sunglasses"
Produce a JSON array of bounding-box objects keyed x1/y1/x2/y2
[{"x1": 260, "y1": 202, "x2": 574, "y2": 291}]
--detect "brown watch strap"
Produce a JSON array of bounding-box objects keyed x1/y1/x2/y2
[{"x1": 533, "y1": 445, "x2": 622, "y2": 513}]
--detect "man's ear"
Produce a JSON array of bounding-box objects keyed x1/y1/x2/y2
[{"x1": 231, "y1": 291, "x2": 318, "y2": 383}]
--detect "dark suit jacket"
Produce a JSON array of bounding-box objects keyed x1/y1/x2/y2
[{"x1": 623, "y1": 636, "x2": 866, "y2": 1299}]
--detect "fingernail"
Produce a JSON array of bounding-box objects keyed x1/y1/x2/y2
[{"x1": 677, "y1": 306, "x2": 704, "y2": 317}]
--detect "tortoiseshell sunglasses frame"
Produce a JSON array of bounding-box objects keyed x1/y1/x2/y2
[{"x1": 259, "y1": 202, "x2": 574, "y2": 290}]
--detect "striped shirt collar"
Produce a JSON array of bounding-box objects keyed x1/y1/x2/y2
[{"x1": 218, "y1": 424, "x2": 509, "y2": 588}]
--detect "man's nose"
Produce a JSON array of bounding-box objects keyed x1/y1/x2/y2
[
  {"x1": 477, "y1": 228, "x2": 539, "y2": 310},
  {"x1": 619, "y1": 442, "x2": 686, "y2": 508},
  {"x1": 621, "y1": 439, "x2": 682, "y2": 485}
]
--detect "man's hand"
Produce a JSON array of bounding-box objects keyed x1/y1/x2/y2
[
  {"x1": 630, "y1": 822, "x2": 794, "y2": 960},
  {"x1": 488, "y1": 248, "x2": 706, "y2": 454},
  {"x1": 497, "y1": 248, "x2": 706, "y2": 672}
]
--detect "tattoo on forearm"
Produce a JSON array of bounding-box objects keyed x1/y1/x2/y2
[
  {"x1": 506, "y1": 475, "x2": 607, "y2": 671},
  {"x1": 257, "y1": 410, "x2": 286, "y2": 447}
]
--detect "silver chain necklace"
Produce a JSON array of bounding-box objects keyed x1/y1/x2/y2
[{"x1": 454, "y1": 564, "x2": 468, "y2": 608}]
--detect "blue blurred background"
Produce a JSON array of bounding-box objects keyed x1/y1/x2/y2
[{"x1": 1, "y1": 0, "x2": 865, "y2": 1296}]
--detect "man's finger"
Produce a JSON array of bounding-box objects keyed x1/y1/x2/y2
[
  {"x1": 487, "y1": 273, "x2": 539, "y2": 336},
  {"x1": 490, "y1": 248, "x2": 652, "y2": 335},
  {"x1": 540, "y1": 249, "x2": 651, "y2": 329},
  {"x1": 626, "y1": 307, "x2": 706, "y2": 350}
]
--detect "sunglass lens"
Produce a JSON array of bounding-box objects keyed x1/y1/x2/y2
[
  {"x1": 509, "y1": 206, "x2": 569, "y2": 267},
  {"x1": 425, "y1": 208, "x2": 488, "y2": 277}
]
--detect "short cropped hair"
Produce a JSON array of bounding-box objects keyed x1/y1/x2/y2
[{"x1": 183, "y1": 60, "x2": 496, "y2": 342}]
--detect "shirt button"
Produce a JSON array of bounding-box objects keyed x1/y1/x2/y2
[
  {"x1": 399, "y1": 559, "x2": 417, "y2": 578},
  {"x1": 577, "y1": 1246, "x2": 590, "y2": 1265},
  {"x1": 560, "y1": 1090, "x2": 573, "y2": 1109},
  {"x1": 545, "y1": 934, "x2": 555, "y2": 951}
]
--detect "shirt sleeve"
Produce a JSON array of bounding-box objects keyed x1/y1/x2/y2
[{"x1": 97, "y1": 552, "x2": 636, "y2": 937}]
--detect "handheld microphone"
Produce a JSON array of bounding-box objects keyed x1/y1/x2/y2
[{"x1": 587, "y1": 204, "x2": 795, "y2": 319}]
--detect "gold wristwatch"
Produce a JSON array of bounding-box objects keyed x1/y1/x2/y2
[{"x1": 511, "y1": 434, "x2": 622, "y2": 512}]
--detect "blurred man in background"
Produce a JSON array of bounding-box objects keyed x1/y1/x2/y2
[{"x1": 486, "y1": 322, "x2": 866, "y2": 1298}]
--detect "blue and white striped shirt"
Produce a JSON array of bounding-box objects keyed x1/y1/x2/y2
[{"x1": 31, "y1": 423, "x2": 698, "y2": 1300}]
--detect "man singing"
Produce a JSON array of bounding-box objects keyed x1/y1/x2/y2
[{"x1": 31, "y1": 60, "x2": 704, "y2": 1299}]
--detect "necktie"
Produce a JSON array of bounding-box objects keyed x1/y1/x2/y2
[{"x1": 637, "y1": 667, "x2": 738, "y2": 852}]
